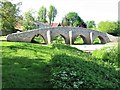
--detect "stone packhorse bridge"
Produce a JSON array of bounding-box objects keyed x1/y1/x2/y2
[{"x1": 7, "y1": 27, "x2": 118, "y2": 44}]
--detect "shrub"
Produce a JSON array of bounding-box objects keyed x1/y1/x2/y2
[
  {"x1": 97, "y1": 21, "x2": 120, "y2": 36},
  {"x1": 50, "y1": 54, "x2": 119, "y2": 88},
  {"x1": 92, "y1": 46, "x2": 118, "y2": 66}
]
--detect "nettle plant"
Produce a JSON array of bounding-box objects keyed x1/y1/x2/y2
[
  {"x1": 51, "y1": 68, "x2": 83, "y2": 88},
  {"x1": 50, "y1": 54, "x2": 119, "y2": 88},
  {"x1": 50, "y1": 54, "x2": 84, "y2": 88}
]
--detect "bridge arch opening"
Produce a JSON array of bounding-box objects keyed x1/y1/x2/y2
[
  {"x1": 31, "y1": 34, "x2": 46, "y2": 44},
  {"x1": 93, "y1": 36, "x2": 106, "y2": 44},
  {"x1": 74, "y1": 35, "x2": 88, "y2": 45},
  {"x1": 52, "y1": 34, "x2": 66, "y2": 44}
]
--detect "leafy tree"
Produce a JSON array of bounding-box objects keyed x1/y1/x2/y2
[
  {"x1": 62, "y1": 17, "x2": 69, "y2": 26},
  {"x1": 118, "y1": 21, "x2": 120, "y2": 36},
  {"x1": 98, "y1": 21, "x2": 119, "y2": 36},
  {"x1": 22, "y1": 10, "x2": 36, "y2": 30},
  {"x1": 86, "y1": 20, "x2": 96, "y2": 29},
  {"x1": 73, "y1": 16, "x2": 81, "y2": 27},
  {"x1": 0, "y1": 0, "x2": 21, "y2": 31},
  {"x1": 48, "y1": 5, "x2": 57, "y2": 24},
  {"x1": 66, "y1": 12, "x2": 81, "y2": 26},
  {"x1": 38, "y1": 6, "x2": 47, "y2": 23},
  {"x1": 62, "y1": 12, "x2": 84, "y2": 27}
]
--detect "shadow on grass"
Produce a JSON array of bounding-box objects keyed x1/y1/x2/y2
[{"x1": 2, "y1": 56, "x2": 52, "y2": 88}]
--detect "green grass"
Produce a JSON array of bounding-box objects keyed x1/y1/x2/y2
[
  {"x1": 30, "y1": 35, "x2": 101, "y2": 45},
  {"x1": 1, "y1": 42, "x2": 52, "y2": 88},
  {"x1": 31, "y1": 35, "x2": 45, "y2": 44},
  {"x1": 0, "y1": 36, "x2": 6, "y2": 38},
  {"x1": 1, "y1": 42, "x2": 119, "y2": 88},
  {"x1": 1, "y1": 42, "x2": 85, "y2": 88},
  {"x1": 93, "y1": 38, "x2": 101, "y2": 44},
  {"x1": 0, "y1": 36, "x2": 6, "y2": 40},
  {"x1": 50, "y1": 54, "x2": 119, "y2": 88},
  {"x1": 52, "y1": 35, "x2": 65, "y2": 44},
  {"x1": 74, "y1": 36, "x2": 84, "y2": 44}
]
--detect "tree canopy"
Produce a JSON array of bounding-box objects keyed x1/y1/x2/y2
[
  {"x1": 0, "y1": 0, "x2": 21, "y2": 31},
  {"x1": 86, "y1": 20, "x2": 96, "y2": 29},
  {"x1": 22, "y1": 10, "x2": 36, "y2": 30},
  {"x1": 98, "y1": 21, "x2": 120, "y2": 36},
  {"x1": 38, "y1": 6, "x2": 47, "y2": 23},
  {"x1": 48, "y1": 5, "x2": 57, "y2": 24},
  {"x1": 1, "y1": 1, "x2": 119, "y2": 37},
  {"x1": 62, "y1": 12, "x2": 86, "y2": 27}
]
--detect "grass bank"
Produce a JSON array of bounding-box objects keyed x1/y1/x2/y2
[{"x1": 1, "y1": 42, "x2": 119, "y2": 88}]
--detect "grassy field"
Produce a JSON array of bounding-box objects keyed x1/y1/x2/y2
[
  {"x1": 1, "y1": 42, "x2": 53, "y2": 88},
  {"x1": 1, "y1": 42, "x2": 86, "y2": 88},
  {"x1": 1, "y1": 42, "x2": 119, "y2": 88},
  {"x1": 0, "y1": 36, "x2": 6, "y2": 41}
]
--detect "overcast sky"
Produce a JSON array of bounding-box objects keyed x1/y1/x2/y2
[{"x1": 11, "y1": 0, "x2": 119, "y2": 24}]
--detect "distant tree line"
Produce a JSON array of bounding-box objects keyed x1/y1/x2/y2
[
  {"x1": 0, "y1": 0, "x2": 120, "y2": 36},
  {"x1": 22, "y1": 5, "x2": 57, "y2": 30},
  {"x1": 86, "y1": 20, "x2": 120, "y2": 36},
  {"x1": 0, "y1": 0, "x2": 58, "y2": 31}
]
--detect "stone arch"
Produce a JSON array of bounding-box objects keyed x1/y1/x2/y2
[
  {"x1": 73, "y1": 35, "x2": 88, "y2": 44},
  {"x1": 93, "y1": 36, "x2": 106, "y2": 44},
  {"x1": 52, "y1": 34, "x2": 67, "y2": 44},
  {"x1": 31, "y1": 34, "x2": 47, "y2": 44}
]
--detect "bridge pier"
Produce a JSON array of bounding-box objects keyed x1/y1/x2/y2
[
  {"x1": 47, "y1": 30, "x2": 51, "y2": 44},
  {"x1": 69, "y1": 31, "x2": 72, "y2": 45},
  {"x1": 90, "y1": 32, "x2": 93, "y2": 44}
]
